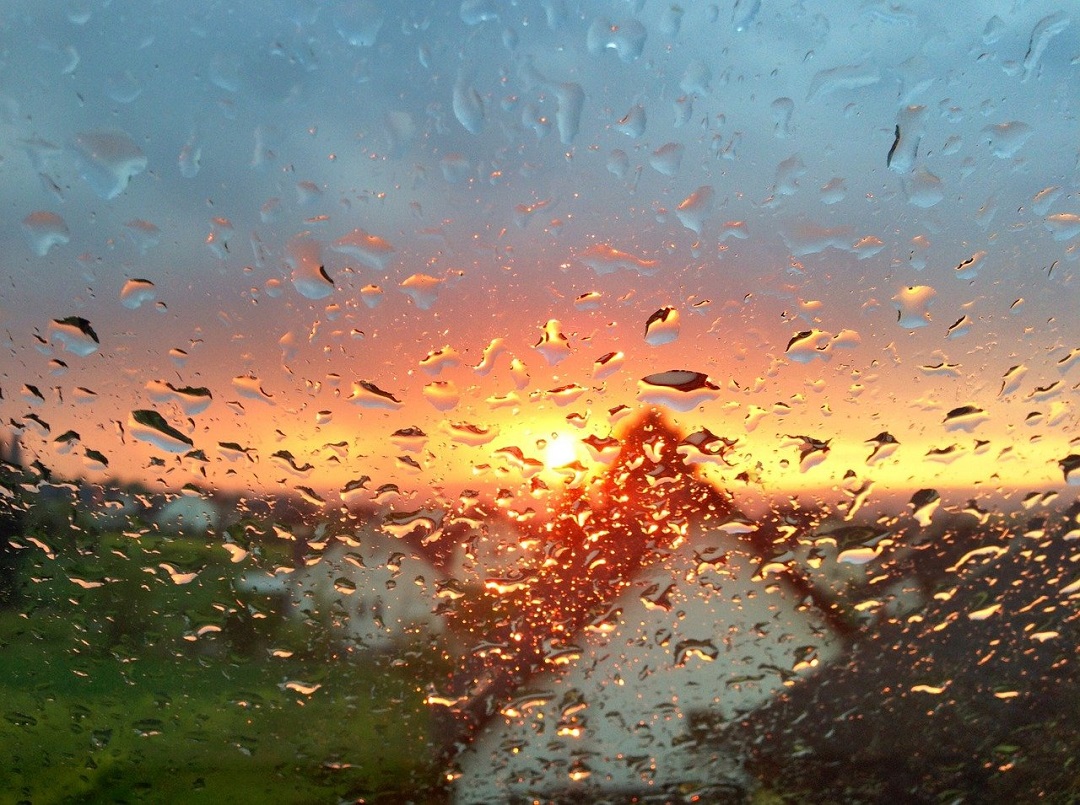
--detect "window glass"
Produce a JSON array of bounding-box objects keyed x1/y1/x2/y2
[{"x1": 1, "y1": 1, "x2": 1078, "y2": 800}]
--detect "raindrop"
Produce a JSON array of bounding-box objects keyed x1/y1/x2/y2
[
  {"x1": 400, "y1": 274, "x2": 444, "y2": 310},
  {"x1": 678, "y1": 429, "x2": 736, "y2": 466},
  {"x1": 179, "y1": 133, "x2": 203, "y2": 178},
  {"x1": 908, "y1": 489, "x2": 940, "y2": 527},
  {"x1": 1059, "y1": 455, "x2": 1080, "y2": 485},
  {"x1": 70, "y1": 130, "x2": 147, "y2": 199},
  {"x1": 440, "y1": 153, "x2": 472, "y2": 183},
  {"x1": 1022, "y1": 12, "x2": 1070, "y2": 82},
  {"x1": 614, "y1": 104, "x2": 646, "y2": 138},
  {"x1": 785, "y1": 434, "x2": 831, "y2": 472},
  {"x1": 637, "y1": 370, "x2": 720, "y2": 411},
  {"x1": 120, "y1": 278, "x2": 156, "y2": 310},
  {"x1": 453, "y1": 73, "x2": 485, "y2": 135},
  {"x1": 674, "y1": 639, "x2": 719, "y2": 665},
  {"x1": 106, "y1": 70, "x2": 141, "y2": 104},
  {"x1": 360, "y1": 284, "x2": 383, "y2": 308},
  {"x1": 123, "y1": 219, "x2": 160, "y2": 253},
  {"x1": 607, "y1": 149, "x2": 630, "y2": 178},
  {"x1": 474, "y1": 338, "x2": 508, "y2": 375},
  {"x1": 680, "y1": 60, "x2": 712, "y2": 97},
  {"x1": 333, "y1": 0, "x2": 385, "y2": 46},
  {"x1": 954, "y1": 250, "x2": 987, "y2": 280},
  {"x1": 445, "y1": 421, "x2": 499, "y2": 446},
  {"x1": 892, "y1": 285, "x2": 936, "y2": 328},
  {"x1": 348, "y1": 381, "x2": 403, "y2": 410},
  {"x1": 732, "y1": 0, "x2": 761, "y2": 31},
  {"x1": 644, "y1": 306, "x2": 680, "y2": 346},
  {"x1": 554, "y1": 83, "x2": 584, "y2": 145},
  {"x1": 943, "y1": 405, "x2": 988, "y2": 433},
  {"x1": 999, "y1": 365, "x2": 1027, "y2": 397},
  {"x1": 287, "y1": 235, "x2": 333, "y2": 300},
  {"x1": 819, "y1": 177, "x2": 846, "y2": 204},
  {"x1": 593, "y1": 351, "x2": 624, "y2": 379},
  {"x1": 232, "y1": 375, "x2": 274, "y2": 403},
  {"x1": 807, "y1": 63, "x2": 880, "y2": 101},
  {"x1": 659, "y1": 5, "x2": 684, "y2": 36},
  {"x1": 1044, "y1": 213, "x2": 1080, "y2": 242},
  {"x1": 423, "y1": 381, "x2": 460, "y2": 411},
  {"x1": 887, "y1": 105, "x2": 927, "y2": 173},
  {"x1": 587, "y1": 17, "x2": 647, "y2": 62},
  {"x1": 21, "y1": 211, "x2": 70, "y2": 256},
  {"x1": 771, "y1": 97, "x2": 794, "y2": 137},
  {"x1": 946, "y1": 316, "x2": 972, "y2": 339},
  {"x1": 49, "y1": 316, "x2": 99, "y2": 356},
  {"x1": 147, "y1": 380, "x2": 212, "y2": 415},
  {"x1": 579, "y1": 243, "x2": 658, "y2": 275},
  {"x1": 460, "y1": 0, "x2": 498, "y2": 25},
  {"x1": 129, "y1": 409, "x2": 193, "y2": 453},
  {"x1": 341, "y1": 224, "x2": 401, "y2": 265},
  {"x1": 1032, "y1": 185, "x2": 1062, "y2": 215},
  {"x1": 420, "y1": 346, "x2": 461, "y2": 375},
  {"x1": 649, "y1": 142, "x2": 684, "y2": 176},
  {"x1": 773, "y1": 154, "x2": 806, "y2": 195},
  {"x1": 981, "y1": 121, "x2": 1033, "y2": 159},
  {"x1": 866, "y1": 432, "x2": 899, "y2": 465},
  {"x1": 533, "y1": 320, "x2": 572, "y2": 365},
  {"x1": 905, "y1": 169, "x2": 943, "y2": 208},
  {"x1": 545, "y1": 384, "x2": 587, "y2": 407},
  {"x1": 672, "y1": 95, "x2": 693, "y2": 127},
  {"x1": 494, "y1": 446, "x2": 544, "y2": 477},
  {"x1": 206, "y1": 217, "x2": 233, "y2": 259},
  {"x1": 582, "y1": 434, "x2": 620, "y2": 464},
  {"x1": 785, "y1": 330, "x2": 831, "y2": 363},
  {"x1": 675, "y1": 185, "x2": 715, "y2": 234}
]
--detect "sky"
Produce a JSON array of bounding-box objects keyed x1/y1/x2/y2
[{"x1": 1, "y1": 0, "x2": 1078, "y2": 513}]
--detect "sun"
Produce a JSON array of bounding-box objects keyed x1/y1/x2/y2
[{"x1": 543, "y1": 434, "x2": 579, "y2": 470}]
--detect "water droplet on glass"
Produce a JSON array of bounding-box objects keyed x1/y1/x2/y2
[
  {"x1": 637, "y1": 370, "x2": 720, "y2": 411},
  {"x1": 400, "y1": 274, "x2": 444, "y2": 310},
  {"x1": 460, "y1": 0, "x2": 499, "y2": 25},
  {"x1": 70, "y1": 130, "x2": 147, "y2": 200},
  {"x1": 424, "y1": 381, "x2": 460, "y2": 411},
  {"x1": 128, "y1": 409, "x2": 193, "y2": 453},
  {"x1": 49, "y1": 316, "x2": 100, "y2": 356},
  {"x1": 644, "y1": 307, "x2": 680, "y2": 346},
  {"x1": 21, "y1": 211, "x2": 70, "y2": 256},
  {"x1": 614, "y1": 103, "x2": 646, "y2": 138},
  {"x1": 943, "y1": 405, "x2": 988, "y2": 433},
  {"x1": 982, "y1": 121, "x2": 1033, "y2": 159},
  {"x1": 675, "y1": 186, "x2": 715, "y2": 234},
  {"x1": 534, "y1": 320, "x2": 572, "y2": 365},
  {"x1": 287, "y1": 235, "x2": 333, "y2": 300},
  {"x1": 649, "y1": 142, "x2": 684, "y2": 176},
  {"x1": 453, "y1": 73, "x2": 485, "y2": 135},
  {"x1": 123, "y1": 219, "x2": 161, "y2": 253},
  {"x1": 333, "y1": 0, "x2": 385, "y2": 46},
  {"x1": 892, "y1": 285, "x2": 936, "y2": 328},
  {"x1": 1044, "y1": 213, "x2": 1080, "y2": 242},
  {"x1": 348, "y1": 380, "x2": 403, "y2": 410},
  {"x1": 1022, "y1": 12, "x2": 1070, "y2": 81},
  {"x1": 587, "y1": 17, "x2": 646, "y2": 62},
  {"x1": 331, "y1": 227, "x2": 395, "y2": 270}
]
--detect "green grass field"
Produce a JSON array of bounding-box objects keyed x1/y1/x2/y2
[{"x1": 0, "y1": 526, "x2": 449, "y2": 804}]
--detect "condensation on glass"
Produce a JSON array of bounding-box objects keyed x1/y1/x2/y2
[{"x1": 0, "y1": 1, "x2": 1077, "y2": 801}]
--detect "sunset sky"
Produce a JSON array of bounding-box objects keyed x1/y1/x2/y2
[{"x1": 1, "y1": 0, "x2": 1078, "y2": 512}]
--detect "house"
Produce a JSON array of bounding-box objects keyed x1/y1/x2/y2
[
  {"x1": 440, "y1": 412, "x2": 848, "y2": 802},
  {"x1": 154, "y1": 491, "x2": 227, "y2": 535},
  {"x1": 450, "y1": 516, "x2": 844, "y2": 802},
  {"x1": 238, "y1": 520, "x2": 448, "y2": 652}
]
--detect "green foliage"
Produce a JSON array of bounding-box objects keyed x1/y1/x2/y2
[{"x1": 0, "y1": 519, "x2": 451, "y2": 802}]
